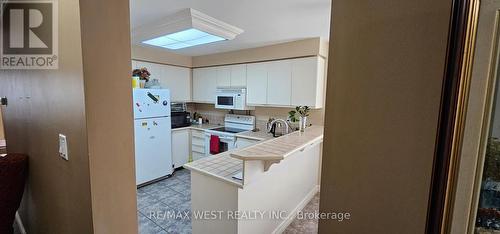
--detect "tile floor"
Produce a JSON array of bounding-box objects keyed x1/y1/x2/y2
[
  {"x1": 136, "y1": 168, "x2": 319, "y2": 234},
  {"x1": 137, "y1": 169, "x2": 192, "y2": 234},
  {"x1": 283, "y1": 193, "x2": 320, "y2": 234}
]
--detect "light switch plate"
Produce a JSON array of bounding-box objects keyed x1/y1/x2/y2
[{"x1": 59, "y1": 134, "x2": 68, "y2": 160}]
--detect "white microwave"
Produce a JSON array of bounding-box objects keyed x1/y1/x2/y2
[{"x1": 215, "y1": 88, "x2": 255, "y2": 110}]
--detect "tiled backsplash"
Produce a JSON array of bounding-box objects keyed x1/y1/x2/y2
[{"x1": 187, "y1": 103, "x2": 325, "y2": 128}]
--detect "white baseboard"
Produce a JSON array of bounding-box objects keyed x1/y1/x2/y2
[
  {"x1": 273, "y1": 185, "x2": 320, "y2": 234},
  {"x1": 15, "y1": 212, "x2": 26, "y2": 234}
]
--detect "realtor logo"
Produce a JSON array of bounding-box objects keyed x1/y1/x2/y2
[{"x1": 1, "y1": 0, "x2": 58, "y2": 69}]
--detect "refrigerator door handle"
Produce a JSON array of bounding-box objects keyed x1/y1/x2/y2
[{"x1": 147, "y1": 92, "x2": 159, "y2": 102}]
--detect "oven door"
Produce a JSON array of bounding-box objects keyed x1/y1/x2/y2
[
  {"x1": 205, "y1": 133, "x2": 235, "y2": 155},
  {"x1": 215, "y1": 94, "x2": 236, "y2": 109}
]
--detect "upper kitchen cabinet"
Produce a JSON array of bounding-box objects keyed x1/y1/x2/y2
[
  {"x1": 131, "y1": 60, "x2": 192, "y2": 102},
  {"x1": 246, "y1": 56, "x2": 326, "y2": 108},
  {"x1": 291, "y1": 57, "x2": 326, "y2": 108},
  {"x1": 215, "y1": 64, "x2": 246, "y2": 87},
  {"x1": 193, "y1": 64, "x2": 247, "y2": 102},
  {"x1": 132, "y1": 60, "x2": 151, "y2": 75},
  {"x1": 267, "y1": 60, "x2": 292, "y2": 106},
  {"x1": 246, "y1": 62, "x2": 268, "y2": 105},
  {"x1": 193, "y1": 67, "x2": 217, "y2": 103},
  {"x1": 131, "y1": 60, "x2": 138, "y2": 69},
  {"x1": 162, "y1": 65, "x2": 192, "y2": 102},
  {"x1": 145, "y1": 62, "x2": 162, "y2": 81},
  {"x1": 216, "y1": 66, "x2": 231, "y2": 87},
  {"x1": 229, "y1": 64, "x2": 247, "y2": 87}
]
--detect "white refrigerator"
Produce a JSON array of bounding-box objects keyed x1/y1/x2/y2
[{"x1": 133, "y1": 88, "x2": 173, "y2": 185}]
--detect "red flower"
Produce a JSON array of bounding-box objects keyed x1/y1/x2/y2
[{"x1": 132, "y1": 67, "x2": 151, "y2": 81}]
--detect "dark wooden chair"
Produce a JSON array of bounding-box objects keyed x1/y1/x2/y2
[{"x1": 0, "y1": 154, "x2": 28, "y2": 234}]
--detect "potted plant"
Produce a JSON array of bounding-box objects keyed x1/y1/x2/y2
[
  {"x1": 288, "y1": 106, "x2": 310, "y2": 132},
  {"x1": 132, "y1": 67, "x2": 151, "y2": 88}
]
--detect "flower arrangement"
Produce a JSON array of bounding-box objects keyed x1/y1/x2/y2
[
  {"x1": 288, "y1": 106, "x2": 310, "y2": 132},
  {"x1": 132, "y1": 67, "x2": 151, "y2": 82},
  {"x1": 288, "y1": 106, "x2": 310, "y2": 122}
]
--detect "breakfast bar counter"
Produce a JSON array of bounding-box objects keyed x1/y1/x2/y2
[
  {"x1": 183, "y1": 152, "x2": 244, "y2": 188},
  {"x1": 184, "y1": 126, "x2": 324, "y2": 234},
  {"x1": 234, "y1": 128, "x2": 275, "y2": 141},
  {"x1": 231, "y1": 126, "x2": 323, "y2": 161}
]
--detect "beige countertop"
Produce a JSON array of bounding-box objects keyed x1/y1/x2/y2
[
  {"x1": 235, "y1": 128, "x2": 274, "y2": 141},
  {"x1": 183, "y1": 151, "x2": 243, "y2": 188},
  {"x1": 230, "y1": 126, "x2": 324, "y2": 161},
  {"x1": 184, "y1": 125, "x2": 324, "y2": 187},
  {"x1": 171, "y1": 123, "x2": 222, "y2": 131},
  {"x1": 173, "y1": 123, "x2": 275, "y2": 141}
]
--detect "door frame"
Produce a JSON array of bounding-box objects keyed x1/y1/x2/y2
[{"x1": 426, "y1": 0, "x2": 480, "y2": 233}]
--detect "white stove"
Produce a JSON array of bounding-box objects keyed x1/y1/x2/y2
[
  {"x1": 204, "y1": 114, "x2": 255, "y2": 155},
  {"x1": 208, "y1": 127, "x2": 248, "y2": 134}
]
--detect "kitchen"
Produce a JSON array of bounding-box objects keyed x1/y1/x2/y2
[{"x1": 129, "y1": 1, "x2": 330, "y2": 233}]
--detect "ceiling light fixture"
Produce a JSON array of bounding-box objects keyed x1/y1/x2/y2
[{"x1": 133, "y1": 8, "x2": 244, "y2": 50}]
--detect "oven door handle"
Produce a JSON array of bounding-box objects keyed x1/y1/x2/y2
[
  {"x1": 219, "y1": 136, "x2": 233, "y2": 141},
  {"x1": 206, "y1": 135, "x2": 234, "y2": 141}
]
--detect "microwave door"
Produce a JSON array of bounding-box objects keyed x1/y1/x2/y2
[{"x1": 216, "y1": 96, "x2": 234, "y2": 109}]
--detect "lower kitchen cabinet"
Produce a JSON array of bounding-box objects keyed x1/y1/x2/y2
[
  {"x1": 172, "y1": 129, "x2": 190, "y2": 168},
  {"x1": 191, "y1": 129, "x2": 207, "y2": 161}
]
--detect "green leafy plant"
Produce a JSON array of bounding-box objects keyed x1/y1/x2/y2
[
  {"x1": 288, "y1": 110, "x2": 299, "y2": 123},
  {"x1": 288, "y1": 106, "x2": 310, "y2": 122},
  {"x1": 296, "y1": 106, "x2": 310, "y2": 117}
]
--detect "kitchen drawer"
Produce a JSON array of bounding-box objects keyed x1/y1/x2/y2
[
  {"x1": 191, "y1": 129, "x2": 205, "y2": 138},
  {"x1": 191, "y1": 137, "x2": 205, "y2": 146},
  {"x1": 192, "y1": 144, "x2": 206, "y2": 154},
  {"x1": 192, "y1": 152, "x2": 206, "y2": 161}
]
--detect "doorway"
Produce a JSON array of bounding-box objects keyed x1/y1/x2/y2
[
  {"x1": 129, "y1": 1, "x2": 329, "y2": 233},
  {"x1": 455, "y1": 1, "x2": 500, "y2": 232},
  {"x1": 436, "y1": 0, "x2": 500, "y2": 233}
]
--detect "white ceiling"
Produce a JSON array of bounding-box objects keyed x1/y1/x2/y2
[{"x1": 130, "y1": 0, "x2": 331, "y2": 56}]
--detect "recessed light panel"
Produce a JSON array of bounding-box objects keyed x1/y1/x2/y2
[
  {"x1": 133, "y1": 9, "x2": 243, "y2": 50},
  {"x1": 142, "y1": 28, "x2": 226, "y2": 50}
]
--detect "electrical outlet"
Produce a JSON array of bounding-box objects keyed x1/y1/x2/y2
[{"x1": 59, "y1": 134, "x2": 68, "y2": 160}]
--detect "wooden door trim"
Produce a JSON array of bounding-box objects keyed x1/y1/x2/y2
[{"x1": 426, "y1": 0, "x2": 480, "y2": 233}]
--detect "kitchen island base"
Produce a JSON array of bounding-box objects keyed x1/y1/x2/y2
[{"x1": 190, "y1": 142, "x2": 322, "y2": 234}]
